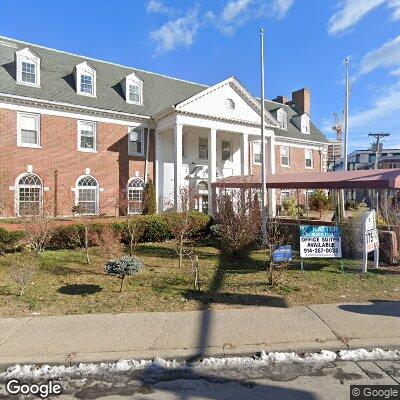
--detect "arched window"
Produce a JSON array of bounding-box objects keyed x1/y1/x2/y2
[
  {"x1": 16, "y1": 173, "x2": 42, "y2": 217},
  {"x1": 127, "y1": 178, "x2": 144, "y2": 214},
  {"x1": 75, "y1": 175, "x2": 99, "y2": 215}
]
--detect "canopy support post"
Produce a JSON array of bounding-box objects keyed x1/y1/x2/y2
[{"x1": 296, "y1": 189, "x2": 300, "y2": 224}]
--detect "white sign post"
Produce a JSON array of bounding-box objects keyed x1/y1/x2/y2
[{"x1": 362, "y1": 210, "x2": 379, "y2": 273}]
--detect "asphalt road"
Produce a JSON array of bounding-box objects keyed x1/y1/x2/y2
[{"x1": 1, "y1": 359, "x2": 400, "y2": 399}]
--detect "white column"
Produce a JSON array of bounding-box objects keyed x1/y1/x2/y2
[
  {"x1": 240, "y1": 132, "x2": 249, "y2": 175},
  {"x1": 174, "y1": 123, "x2": 183, "y2": 210},
  {"x1": 268, "y1": 134, "x2": 277, "y2": 217},
  {"x1": 208, "y1": 128, "x2": 217, "y2": 213},
  {"x1": 155, "y1": 131, "x2": 162, "y2": 212}
]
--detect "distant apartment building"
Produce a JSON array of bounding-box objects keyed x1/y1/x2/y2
[{"x1": 347, "y1": 148, "x2": 400, "y2": 170}]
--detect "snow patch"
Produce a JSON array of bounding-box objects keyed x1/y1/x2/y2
[{"x1": 1, "y1": 348, "x2": 399, "y2": 381}]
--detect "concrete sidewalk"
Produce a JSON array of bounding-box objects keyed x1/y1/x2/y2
[{"x1": 0, "y1": 301, "x2": 399, "y2": 365}]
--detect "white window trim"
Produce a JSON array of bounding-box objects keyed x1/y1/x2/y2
[
  {"x1": 128, "y1": 127, "x2": 145, "y2": 157},
  {"x1": 17, "y1": 112, "x2": 41, "y2": 148},
  {"x1": 182, "y1": 132, "x2": 187, "y2": 159},
  {"x1": 75, "y1": 62, "x2": 96, "y2": 98},
  {"x1": 280, "y1": 145, "x2": 290, "y2": 167},
  {"x1": 14, "y1": 172, "x2": 43, "y2": 217},
  {"x1": 198, "y1": 137, "x2": 208, "y2": 160},
  {"x1": 305, "y1": 148, "x2": 314, "y2": 169},
  {"x1": 16, "y1": 48, "x2": 41, "y2": 87},
  {"x1": 127, "y1": 177, "x2": 145, "y2": 215},
  {"x1": 221, "y1": 140, "x2": 232, "y2": 162},
  {"x1": 74, "y1": 175, "x2": 100, "y2": 216},
  {"x1": 77, "y1": 120, "x2": 97, "y2": 153},
  {"x1": 277, "y1": 108, "x2": 288, "y2": 131},
  {"x1": 301, "y1": 114, "x2": 311, "y2": 134},
  {"x1": 126, "y1": 80, "x2": 143, "y2": 105},
  {"x1": 253, "y1": 141, "x2": 261, "y2": 165}
]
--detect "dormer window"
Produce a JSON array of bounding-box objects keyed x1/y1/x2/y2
[
  {"x1": 74, "y1": 61, "x2": 96, "y2": 97},
  {"x1": 276, "y1": 108, "x2": 287, "y2": 130},
  {"x1": 301, "y1": 114, "x2": 310, "y2": 134},
  {"x1": 122, "y1": 72, "x2": 143, "y2": 105},
  {"x1": 15, "y1": 47, "x2": 41, "y2": 87},
  {"x1": 80, "y1": 74, "x2": 93, "y2": 95}
]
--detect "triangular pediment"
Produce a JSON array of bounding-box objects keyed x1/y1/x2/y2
[{"x1": 175, "y1": 77, "x2": 280, "y2": 127}]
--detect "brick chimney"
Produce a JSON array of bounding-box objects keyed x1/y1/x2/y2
[
  {"x1": 272, "y1": 95, "x2": 288, "y2": 104},
  {"x1": 292, "y1": 88, "x2": 311, "y2": 115}
]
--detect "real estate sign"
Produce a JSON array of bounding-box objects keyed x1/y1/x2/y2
[
  {"x1": 300, "y1": 225, "x2": 342, "y2": 259},
  {"x1": 362, "y1": 210, "x2": 379, "y2": 272},
  {"x1": 273, "y1": 245, "x2": 293, "y2": 263}
]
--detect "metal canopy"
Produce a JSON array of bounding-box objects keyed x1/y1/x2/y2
[{"x1": 212, "y1": 169, "x2": 400, "y2": 190}]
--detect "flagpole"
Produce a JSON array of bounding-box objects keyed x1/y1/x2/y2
[
  {"x1": 260, "y1": 28, "x2": 267, "y2": 242},
  {"x1": 340, "y1": 57, "x2": 349, "y2": 219}
]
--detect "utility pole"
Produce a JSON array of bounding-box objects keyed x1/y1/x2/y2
[
  {"x1": 260, "y1": 28, "x2": 267, "y2": 242},
  {"x1": 369, "y1": 132, "x2": 390, "y2": 212},
  {"x1": 369, "y1": 133, "x2": 390, "y2": 170}
]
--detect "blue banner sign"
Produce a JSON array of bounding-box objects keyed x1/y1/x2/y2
[
  {"x1": 300, "y1": 225, "x2": 342, "y2": 259},
  {"x1": 273, "y1": 245, "x2": 293, "y2": 263}
]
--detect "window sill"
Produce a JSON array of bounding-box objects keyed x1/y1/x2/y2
[
  {"x1": 305, "y1": 166, "x2": 314, "y2": 169},
  {"x1": 281, "y1": 164, "x2": 291, "y2": 168},
  {"x1": 128, "y1": 152, "x2": 145, "y2": 157},
  {"x1": 78, "y1": 149, "x2": 98, "y2": 154},
  {"x1": 77, "y1": 92, "x2": 96, "y2": 98},
  {"x1": 17, "y1": 82, "x2": 40, "y2": 88},
  {"x1": 17, "y1": 144, "x2": 42, "y2": 149}
]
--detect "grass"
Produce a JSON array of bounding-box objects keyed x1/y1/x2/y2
[{"x1": 0, "y1": 242, "x2": 399, "y2": 317}]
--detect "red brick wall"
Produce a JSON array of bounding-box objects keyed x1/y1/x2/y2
[
  {"x1": 249, "y1": 142, "x2": 322, "y2": 204},
  {"x1": 0, "y1": 109, "x2": 153, "y2": 217}
]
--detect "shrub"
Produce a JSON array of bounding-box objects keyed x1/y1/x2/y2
[
  {"x1": 214, "y1": 191, "x2": 260, "y2": 257},
  {"x1": 282, "y1": 196, "x2": 301, "y2": 218},
  {"x1": 141, "y1": 215, "x2": 172, "y2": 242},
  {"x1": 0, "y1": 228, "x2": 24, "y2": 254},
  {"x1": 309, "y1": 190, "x2": 333, "y2": 219},
  {"x1": 142, "y1": 180, "x2": 157, "y2": 215},
  {"x1": 104, "y1": 256, "x2": 143, "y2": 292}
]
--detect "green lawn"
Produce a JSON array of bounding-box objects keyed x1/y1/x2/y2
[{"x1": 0, "y1": 242, "x2": 399, "y2": 317}]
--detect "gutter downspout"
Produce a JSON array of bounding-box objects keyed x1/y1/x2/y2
[{"x1": 144, "y1": 125, "x2": 151, "y2": 184}]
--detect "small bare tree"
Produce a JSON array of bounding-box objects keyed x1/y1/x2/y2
[
  {"x1": 214, "y1": 189, "x2": 260, "y2": 257},
  {"x1": 164, "y1": 187, "x2": 198, "y2": 268},
  {"x1": 93, "y1": 224, "x2": 124, "y2": 260},
  {"x1": 10, "y1": 253, "x2": 39, "y2": 296},
  {"x1": 19, "y1": 198, "x2": 56, "y2": 254},
  {"x1": 119, "y1": 193, "x2": 146, "y2": 256},
  {"x1": 0, "y1": 171, "x2": 9, "y2": 219},
  {"x1": 263, "y1": 216, "x2": 289, "y2": 286}
]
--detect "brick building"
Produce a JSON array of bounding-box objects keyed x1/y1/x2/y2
[{"x1": 0, "y1": 36, "x2": 328, "y2": 218}]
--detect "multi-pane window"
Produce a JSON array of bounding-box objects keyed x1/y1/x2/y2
[
  {"x1": 128, "y1": 178, "x2": 144, "y2": 214},
  {"x1": 128, "y1": 83, "x2": 141, "y2": 103},
  {"x1": 199, "y1": 138, "x2": 208, "y2": 160},
  {"x1": 253, "y1": 142, "x2": 261, "y2": 164},
  {"x1": 76, "y1": 176, "x2": 99, "y2": 215},
  {"x1": 17, "y1": 113, "x2": 40, "y2": 147},
  {"x1": 221, "y1": 140, "x2": 231, "y2": 162},
  {"x1": 78, "y1": 121, "x2": 96, "y2": 152},
  {"x1": 17, "y1": 174, "x2": 42, "y2": 217},
  {"x1": 301, "y1": 115, "x2": 310, "y2": 134},
  {"x1": 128, "y1": 128, "x2": 144, "y2": 156},
  {"x1": 182, "y1": 133, "x2": 187, "y2": 158},
  {"x1": 280, "y1": 146, "x2": 290, "y2": 167},
  {"x1": 80, "y1": 74, "x2": 93, "y2": 95},
  {"x1": 21, "y1": 62, "x2": 36, "y2": 84},
  {"x1": 305, "y1": 149, "x2": 313, "y2": 168},
  {"x1": 277, "y1": 109, "x2": 287, "y2": 130}
]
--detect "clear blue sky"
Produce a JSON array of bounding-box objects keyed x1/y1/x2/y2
[{"x1": 1, "y1": 0, "x2": 399, "y2": 151}]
